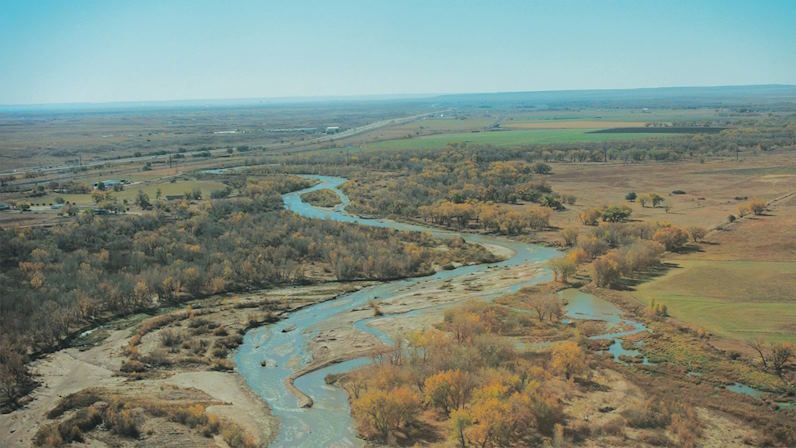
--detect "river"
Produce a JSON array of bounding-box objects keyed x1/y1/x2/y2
[{"x1": 234, "y1": 175, "x2": 648, "y2": 447}]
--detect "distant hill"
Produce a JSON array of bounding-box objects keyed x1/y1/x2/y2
[
  {"x1": 2, "y1": 85, "x2": 794, "y2": 114},
  {"x1": 433, "y1": 85, "x2": 796, "y2": 109}
]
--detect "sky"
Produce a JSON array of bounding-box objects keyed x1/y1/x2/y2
[{"x1": 0, "y1": 0, "x2": 794, "y2": 105}]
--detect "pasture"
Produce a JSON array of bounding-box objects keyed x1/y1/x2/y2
[
  {"x1": 636, "y1": 260, "x2": 796, "y2": 344},
  {"x1": 365, "y1": 128, "x2": 677, "y2": 150}
]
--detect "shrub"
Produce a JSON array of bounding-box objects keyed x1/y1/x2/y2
[
  {"x1": 160, "y1": 329, "x2": 185, "y2": 350},
  {"x1": 578, "y1": 208, "x2": 602, "y2": 226},
  {"x1": 170, "y1": 403, "x2": 207, "y2": 428},
  {"x1": 652, "y1": 226, "x2": 689, "y2": 251},
  {"x1": 222, "y1": 423, "x2": 257, "y2": 448},
  {"x1": 747, "y1": 198, "x2": 766, "y2": 215},
  {"x1": 211, "y1": 359, "x2": 235, "y2": 371},
  {"x1": 577, "y1": 235, "x2": 609, "y2": 259},
  {"x1": 560, "y1": 227, "x2": 579, "y2": 247},
  {"x1": 600, "y1": 416, "x2": 626, "y2": 436},
  {"x1": 601, "y1": 205, "x2": 632, "y2": 223},
  {"x1": 103, "y1": 406, "x2": 141, "y2": 438},
  {"x1": 625, "y1": 191, "x2": 637, "y2": 201},
  {"x1": 120, "y1": 359, "x2": 146, "y2": 373},
  {"x1": 532, "y1": 162, "x2": 552, "y2": 174}
]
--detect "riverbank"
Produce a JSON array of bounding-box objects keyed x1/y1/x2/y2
[{"x1": 0, "y1": 283, "x2": 365, "y2": 447}]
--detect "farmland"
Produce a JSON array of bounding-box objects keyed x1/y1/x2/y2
[{"x1": 366, "y1": 128, "x2": 679, "y2": 150}]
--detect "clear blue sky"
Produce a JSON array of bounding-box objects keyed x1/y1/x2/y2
[{"x1": 0, "y1": 0, "x2": 794, "y2": 105}]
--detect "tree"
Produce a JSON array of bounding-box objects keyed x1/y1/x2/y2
[
  {"x1": 578, "y1": 208, "x2": 602, "y2": 226},
  {"x1": 424, "y1": 369, "x2": 474, "y2": 414},
  {"x1": 445, "y1": 309, "x2": 485, "y2": 344},
  {"x1": 769, "y1": 342, "x2": 793, "y2": 375},
  {"x1": 653, "y1": 226, "x2": 689, "y2": 251},
  {"x1": 547, "y1": 257, "x2": 576, "y2": 284},
  {"x1": 748, "y1": 337, "x2": 769, "y2": 370},
  {"x1": 687, "y1": 226, "x2": 707, "y2": 242},
  {"x1": 136, "y1": 190, "x2": 151, "y2": 209},
  {"x1": 525, "y1": 293, "x2": 560, "y2": 322},
  {"x1": 592, "y1": 252, "x2": 622, "y2": 288},
  {"x1": 352, "y1": 386, "x2": 420, "y2": 441},
  {"x1": 560, "y1": 227, "x2": 578, "y2": 247},
  {"x1": 601, "y1": 205, "x2": 632, "y2": 222},
  {"x1": 91, "y1": 190, "x2": 107, "y2": 204},
  {"x1": 749, "y1": 339, "x2": 793, "y2": 376},
  {"x1": 449, "y1": 408, "x2": 472, "y2": 448},
  {"x1": 466, "y1": 397, "x2": 511, "y2": 448},
  {"x1": 650, "y1": 193, "x2": 665, "y2": 207},
  {"x1": 550, "y1": 341, "x2": 585, "y2": 379},
  {"x1": 0, "y1": 344, "x2": 29, "y2": 404}
]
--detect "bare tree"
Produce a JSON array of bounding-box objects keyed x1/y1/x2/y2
[{"x1": 748, "y1": 338, "x2": 768, "y2": 369}]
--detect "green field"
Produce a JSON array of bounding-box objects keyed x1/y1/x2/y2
[
  {"x1": 506, "y1": 107, "x2": 725, "y2": 122},
  {"x1": 636, "y1": 260, "x2": 796, "y2": 343},
  {"x1": 366, "y1": 128, "x2": 677, "y2": 150}
]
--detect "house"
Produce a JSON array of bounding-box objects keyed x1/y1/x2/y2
[
  {"x1": 94, "y1": 179, "x2": 123, "y2": 189},
  {"x1": 325, "y1": 126, "x2": 340, "y2": 134}
]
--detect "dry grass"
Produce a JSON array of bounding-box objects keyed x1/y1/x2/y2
[{"x1": 545, "y1": 152, "x2": 796, "y2": 232}]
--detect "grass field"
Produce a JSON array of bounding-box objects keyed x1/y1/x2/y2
[
  {"x1": 366, "y1": 128, "x2": 677, "y2": 150},
  {"x1": 502, "y1": 120, "x2": 648, "y2": 129},
  {"x1": 505, "y1": 108, "x2": 727, "y2": 123},
  {"x1": 636, "y1": 260, "x2": 796, "y2": 344}
]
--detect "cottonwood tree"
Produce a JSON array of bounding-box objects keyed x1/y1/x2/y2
[
  {"x1": 551, "y1": 340, "x2": 586, "y2": 379},
  {"x1": 560, "y1": 226, "x2": 579, "y2": 247},
  {"x1": 424, "y1": 369, "x2": 474, "y2": 414},
  {"x1": 653, "y1": 226, "x2": 690, "y2": 251},
  {"x1": 548, "y1": 257, "x2": 576, "y2": 284}
]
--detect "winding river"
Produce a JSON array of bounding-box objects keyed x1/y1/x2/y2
[{"x1": 234, "y1": 175, "x2": 648, "y2": 447}]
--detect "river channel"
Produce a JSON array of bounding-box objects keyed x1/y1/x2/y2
[{"x1": 234, "y1": 175, "x2": 648, "y2": 447}]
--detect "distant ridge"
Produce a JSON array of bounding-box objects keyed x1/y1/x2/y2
[
  {"x1": 433, "y1": 84, "x2": 796, "y2": 108},
  {"x1": 1, "y1": 84, "x2": 793, "y2": 113}
]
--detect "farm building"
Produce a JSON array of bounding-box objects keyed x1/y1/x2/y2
[{"x1": 93, "y1": 179, "x2": 124, "y2": 189}]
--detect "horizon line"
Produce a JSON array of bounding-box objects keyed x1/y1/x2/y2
[{"x1": 1, "y1": 83, "x2": 794, "y2": 111}]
